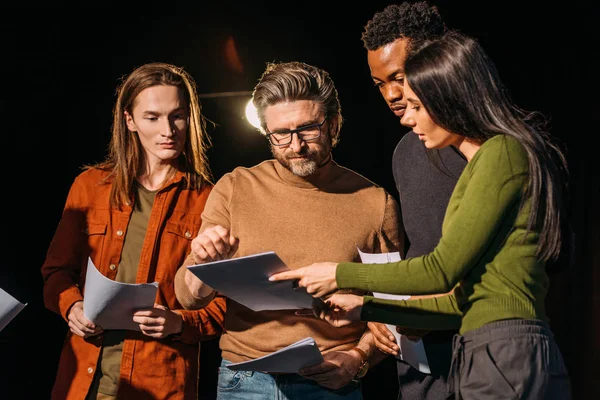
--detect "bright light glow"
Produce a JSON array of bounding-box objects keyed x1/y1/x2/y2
[{"x1": 245, "y1": 99, "x2": 261, "y2": 129}]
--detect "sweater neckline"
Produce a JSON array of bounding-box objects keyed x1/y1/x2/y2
[{"x1": 273, "y1": 154, "x2": 337, "y2": 189}]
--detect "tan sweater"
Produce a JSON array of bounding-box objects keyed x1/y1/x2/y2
[{"x1": 175, "y1": 158, "x2": 402, "y2": 363}]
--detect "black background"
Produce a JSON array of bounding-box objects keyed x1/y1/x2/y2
[{"x1": 2, "y1": 1, "x2": 598, "y2": 399}]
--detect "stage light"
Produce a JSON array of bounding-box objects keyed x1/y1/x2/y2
[
  {"x1": 245, "y1": 99, "x2": 261, "y2": 130},
  {"x1": 196, "y1": 91, "x2": 259, "y2": 132}
]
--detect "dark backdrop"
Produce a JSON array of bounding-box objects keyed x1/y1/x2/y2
[{"x1": 2, "y1": 1, "x2": 598, "y2": 399}]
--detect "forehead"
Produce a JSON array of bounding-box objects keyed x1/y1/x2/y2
[
  {"x1": 368, "y1": 38, "x2": 410, "y2": 76},
  {"x1": 264, "y1": 100, "x2": 322, "y2": 129},
  {"x1": 404, "y1": 81, "x2": 418, "y2": 101},
  {"x1": 133, "y1": 85, "x2": 185, "y2": 111}
]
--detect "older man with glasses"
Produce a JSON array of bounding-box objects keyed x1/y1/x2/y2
[{"x1": 174, "y1": 61, "x2": 403, "y2": 400}]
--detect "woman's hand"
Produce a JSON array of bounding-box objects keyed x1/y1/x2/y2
[
  {"x1": 313, "y1": 293, "x2": 364, "y2": 328},
  {"x1": 269, "y1": 262, "x2": 338, "y2": 298}
]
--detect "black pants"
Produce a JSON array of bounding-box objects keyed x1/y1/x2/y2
[
  {"x1": 448, "y1": 319, "x2": 571, "y2": 400},
  {"x1": 396, "y1": 329, "x2": 455, "y2": 400}
]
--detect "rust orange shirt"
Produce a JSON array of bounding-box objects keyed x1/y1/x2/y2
[{"x1": 41, "y1": 168, "x2": 225, "y2": 400}]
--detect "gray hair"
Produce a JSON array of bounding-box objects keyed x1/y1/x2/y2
[{"x1": 251, "y1": 61, "x2": 342, "y2": 147}]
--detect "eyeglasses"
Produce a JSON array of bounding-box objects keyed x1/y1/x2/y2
[{"x1": 266, "y1": 118, "x2": 327, "y2": 146}]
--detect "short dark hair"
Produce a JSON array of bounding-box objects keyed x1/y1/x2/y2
[{"x1": 361, "y1": 1, "x2": 446, "y2": 51}]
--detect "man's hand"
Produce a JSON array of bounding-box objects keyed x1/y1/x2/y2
[
  {"x1": 186, "y1": 225, "x2": 238, "y2": 298},
  {"x1": 367, "y1": 322, "x2": 398, "y2": 356},
  {"x1": 298, "y1": 349, "x2": 362, "y2": 389},
  {"x1": 67, "y1": 301, "x2": 103, "y2": 338},
  {"x1": 133, "y1": 304, "x2": 183, "y2": 339},
  {"x1": 190, "y1": 225, "x2": 238, "y2": 264}
]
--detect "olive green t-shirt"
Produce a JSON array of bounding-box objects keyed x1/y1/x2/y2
[{"x1": 97, "y1": 184, "x2": 156, "y2": 396}]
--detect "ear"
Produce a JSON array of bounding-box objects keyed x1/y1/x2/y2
[
  {"x1": 327, "y1": 118, "x2": 338, "y2": 135},
  {"x1": 124, "y1": 110, "x2": 136, "y2": 132}
]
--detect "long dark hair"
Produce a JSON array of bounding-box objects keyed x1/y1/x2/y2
[{"x1": 405, "y1": 31, "x2": 568, "y2": 261}]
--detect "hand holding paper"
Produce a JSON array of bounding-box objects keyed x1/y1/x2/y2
[
  {"x1": 133, "y1": 304, "x2": 183, "y2": 339},
  {"x1": 298, "y1": 349, "x2": 364, "y2": 390},
  {"x1": 189, "y1": 225, "x2": 239, "y2": 264},
  {"x1": 312, "y1": 293, "x2": 363, "y2": 328},
  {"x1": 67, "y1": 301, "x2": 103, "y2": 338},
  {"x1": 83, "y1": 258, "x2": 158, "y2": 331}
]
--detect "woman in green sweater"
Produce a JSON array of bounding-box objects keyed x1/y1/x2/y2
[{"x1": 271, "y1": 31, "x2": 571, "y2": 399}]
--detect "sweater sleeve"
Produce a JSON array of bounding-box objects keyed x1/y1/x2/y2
[
  {"x1": 378, "y1": 193, "x2": 405, "y2": 257},
  {"x1": 176, "y1": 295, "x2": 226, "y2": 344},
  {"x1": 174, "y1": 173, "x2": 235, "y2": 309},
  {"x1": 199, "y1": 172, "x2": 234, "y2": 231},
  {"x1": 337, "y1": 137, "x2": 528, "y2": 296},
  {"x1": 174, "y1": 256, "x2": 217, "y2": 310},
  {"x1": 361, "y1": 293, "x2": 462, "y2": 330}
]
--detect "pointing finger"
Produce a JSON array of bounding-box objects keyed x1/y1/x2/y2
[{"x1": 269, "y1": 270, "x2": 302, "y2": 281}]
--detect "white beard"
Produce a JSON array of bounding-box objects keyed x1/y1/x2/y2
[{"x1": 287, "y1": 158, "x2": 318, "y2": 177}]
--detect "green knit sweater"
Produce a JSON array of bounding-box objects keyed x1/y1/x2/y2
[{"x1": 337, "y1": 135, "x2": 550, "y2": 335}]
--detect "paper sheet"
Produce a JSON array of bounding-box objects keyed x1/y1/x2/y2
[
  {"x1": 0, "y1": 287, "x2": 26, "y2": 332},
  {"x1": 187, "y1": 251, "x2": 315, "y2": 311},
  {"x1": 227, "y1": 337, "x2": 324, "y2": 373},
  {"x1": 83, "y1": 258, "x2": 158, "y2": 331},
  {"x1": 358, "y1": 248, "x2": 431, "y2": 374}
]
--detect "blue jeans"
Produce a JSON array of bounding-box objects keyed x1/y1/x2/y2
[{"x1": 217, "y1": 359, "x2": 363, "y2": 400}]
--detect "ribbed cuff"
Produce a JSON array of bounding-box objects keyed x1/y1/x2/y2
[{"x1": 336, "y1": 262, "x2": 372, "y2": 291}]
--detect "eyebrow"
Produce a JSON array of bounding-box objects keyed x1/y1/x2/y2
[
  {"x1": 270, "y1": 119, "x2": 321, "y2": 133},
  {"x1": 141, "y1": 106, "x2": 186, "y2": 115},
  {"x1": 371, "y1": 68, "x2": 405, "y2": 82}
]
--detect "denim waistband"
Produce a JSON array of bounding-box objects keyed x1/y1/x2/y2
[{"x1": 221, "y1": 358, "x2": 296, "y2": 377}]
